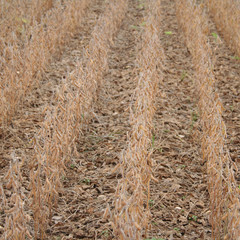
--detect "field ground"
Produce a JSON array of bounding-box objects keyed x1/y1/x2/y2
[{"x1": 0, "y1": 0, "x2": 239, "y2": 239}]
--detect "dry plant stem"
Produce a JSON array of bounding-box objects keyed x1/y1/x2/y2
[
  {"x1": 1, "y1": 155, "x2": 31, "y2": 240},
  {"x1": 31, "y1": 0, "x2": 128, "y2": 238},
  {"x1": 0, "y1": 0, "x2": 89, "y2": 126},
  {"x1": 206, "y1": 0, "x2": 240, "y2": 57},
  {"x1": 176, "y1": 0, "x2": 240, "y2": 239},
  {"x1": 110, "y1": 0, "x2": 164, "y2": 239}
]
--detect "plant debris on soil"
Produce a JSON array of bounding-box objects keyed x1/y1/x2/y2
[{"x1": 0, "y1": 0, "x2": 239, "y2": 239}]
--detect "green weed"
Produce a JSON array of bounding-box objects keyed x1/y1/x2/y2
[
  {"x1": 211, "y1": 32, "x2": 218, "y2": 40},
  {"x1": 180, "y1": 70, "x2": 187, "y2": 81}
]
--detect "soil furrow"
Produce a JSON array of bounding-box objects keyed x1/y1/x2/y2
[
  {"x1": 204, "y1": 11, "x2": 240, "y2": 182},
  {"x1": 148, "y1": 0, "x2": 211, "y2": 239},
  {"x1": 58, "y1": 1, "x2": 144, "y2": 239},
  {"x1": 0, "y1": 0, "x2": 105, "y2": 235}
]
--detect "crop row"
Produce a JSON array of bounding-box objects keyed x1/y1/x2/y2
[
  {"x1": 108, "y1": 0, "x2": 165, "y2": 239},
  {"x1": 176, "y1": 0, "x2": 240, "y2": 239},
  {"x1": 206, "y1": 0, "x2": 240, "y2": 57}
]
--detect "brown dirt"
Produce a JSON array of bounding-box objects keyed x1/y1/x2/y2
[
  {"x1": 147, "y1": 0, "x2": 212, "y2": 239},
  {"x1": 204, "y1": 8, "x2": 240, "y2": 182}
]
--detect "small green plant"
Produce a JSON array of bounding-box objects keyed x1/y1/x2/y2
[
  {"x1": 192, "y1": 111, "x2": 198, "y2": 122},
  {"x1": 180, "y1": 70, "x2": 187, "y2": 81},
  {"x1": 140, "y1": 21, "x2": 146, "y2": 27},
  {"x1": 231, "y1": 56, "x2": 240, "y2": 60},
  {"x1": 151, "y1": 134, "x2": 155, "y2": 148},
  {"x1": 165, "y1": 31, "x2": 173, "y2": 35},
  {"x1": 83, "y1": 178, "x2": 91, "y2": 185},
  {"x1": 174, "y1": 227, "x2": 180, "y2": 231},
  {"x1": 192, "y1": 215, "x2": 198, "y2": 221},
  {"x1": 188, "y1": 215, "x2": 198, "y2": 221},
  {"x1": 211, "y1": 32, "x2": 218, "y2": 40},
  {"x1": 158, "y1": 147, "x2": 163, "y2": 153},
  {"x1": 191, "y1": 111, "x2": 199, "y2": 129},
  {"x1": 149, "y1": 199, "x2": 154, "y2": 207},
  {"x1": 70, "y1": 164, "x2": 75, "y2": 169},
  {"x1": 130, "y1": 25, "x2": 139, "y2": 30},
  {"x1": 21, "y1": 18, "x2": 29, "y2": 24},
  {"x1": 137, "y1": 3, "x2": 145, "y2": 9},
  {"x1": 130, "y1": 21, "x2": 146, "y2": 30},
  {"x1": 102, "y1": 230, "x2": 109, "y2": 237}
]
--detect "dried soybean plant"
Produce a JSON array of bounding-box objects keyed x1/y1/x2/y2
[
  {"x1": 1, "y1": 154, "x2": 32, "y2": 240},
  {"x1": 109, "y1": 1, "x2": 164, "y2": 239},
  {"x1": 84, "y1": 0, "x2": 128, "y2": 103},
  {"x1": 30, "y1": 0, "x2": 128, "y2": 238},
  {"x1": 206, "y1": 0, "x2": 240, "y2": 56},
  {"x1": 0, "y1": 0, "x2": 89, "y2": 126},
  {"x1": 0, "y1": 0, "x2": 53, "y2": 43},
  {"x1": 176, "y1": 1, "x2": 240, "y2": 239}
]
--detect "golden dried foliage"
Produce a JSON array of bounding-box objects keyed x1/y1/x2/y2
[
  {"x1": 206, "y1": 0, "x2": 240, "y2": 56},
  {"x1": 176, "y1": 1, "x2": 240, "y2": 239},
  {"x1": 109, "y1": 0, "x2": 165, "y2": 239}
]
